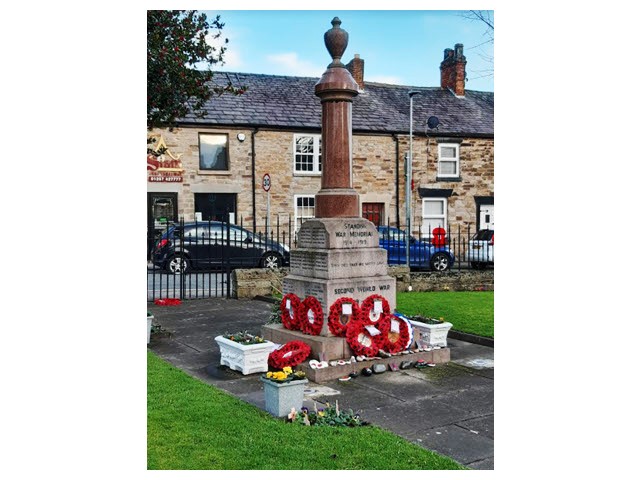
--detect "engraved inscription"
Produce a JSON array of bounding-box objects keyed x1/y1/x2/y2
[
  {"x1": 329, "y1": 259, "x2": 386, "y2": 269},
  {"x1": 298, "y1": 227, "x2": 328, "y2": 248},
  {"x1": 291, "y1": 253, "x2": 328, "y2": 272},
  {"x1": 334, "y1": 283, "x2": 391, "y2": 295},
  {"x1": 332, "y1": 221, "x2": 376, "y2": 248}
]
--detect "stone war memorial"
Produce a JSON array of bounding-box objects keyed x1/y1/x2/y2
[{"x1": 262, "y1": 18, "x2": 450, "y2": 383}]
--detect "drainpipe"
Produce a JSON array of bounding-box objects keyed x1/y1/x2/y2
[
  {"x1": 251, "y1": 128, "x2": 259, "y2": 232},
  {"x1": 392, "y1": 133, "x2": 400, "y2": 227}
]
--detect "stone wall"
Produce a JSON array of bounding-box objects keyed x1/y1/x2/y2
[
  {"x1": 388, "y1": 266, "x2": 494, "y2": 292},
  {"x1": 232, "y1": 268, "x2": 288, "y2": 299},
  {"x1": 233, "y1": 266, "x2": 493, "y2": 298}
]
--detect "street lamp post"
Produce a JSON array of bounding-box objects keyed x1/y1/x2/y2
[{"x1": 406, "y1": 90, "x2": 420, "y2": 266}]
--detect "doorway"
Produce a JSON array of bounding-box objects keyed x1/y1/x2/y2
[
  {"x1": 147, "y1": 193, "x2": 178, "y2": 259},
  {"x1": 362, "y1": 202, "x2": 384, "y2": 226}
]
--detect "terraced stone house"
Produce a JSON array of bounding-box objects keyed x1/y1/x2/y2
[{"x1": 147, "y1": 44, "x2": 494, "y2": 245}]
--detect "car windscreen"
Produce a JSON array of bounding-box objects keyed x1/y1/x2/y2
[{"x1": 473, "y1": 230, "x2": 494, "y2": 241}]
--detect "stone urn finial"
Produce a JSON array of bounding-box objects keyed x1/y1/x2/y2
[{"x1": 324, "y1": 17, "x2": 349, "y2": 68}]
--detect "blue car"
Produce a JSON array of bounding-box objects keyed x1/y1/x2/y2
[{"x1": 376, "y1": 226, "x2": 454, "y2": 271}]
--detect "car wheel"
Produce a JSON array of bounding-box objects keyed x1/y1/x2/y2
[
  {"x1": 167, "y1": 255, "x2": 189, "y2": 274},
  {"x1": 430, "y1": 252, "x2": 451, "y2": 271},
  {"x1": 261, "y1": 252, "x2": 283, "y2": 269}
]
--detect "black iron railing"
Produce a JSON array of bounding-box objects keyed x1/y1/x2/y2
[{"x1": 147, "y1": 214, "x2": 493, "y2": 301}]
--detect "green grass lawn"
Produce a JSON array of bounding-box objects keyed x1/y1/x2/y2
[
  {"x1": 396, "y1": 291, "x2": 494, "y2": 338},
  {"x1": 147, "y1": 351, "x2": 465, "y2": 470}
]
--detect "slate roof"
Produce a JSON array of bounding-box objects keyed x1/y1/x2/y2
[{"x1": 180, "y1": 71, "x2": 493, "y2": 137}]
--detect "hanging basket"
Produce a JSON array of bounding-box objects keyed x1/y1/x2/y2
[
  {"x1": 327, "y1": 297, "x2": 360, "y2": 337},
  {"x1": 280, "y1": 293, "x2": 302, "y2": 331},
  {"x1": 297, "y1": 296, "x2": 324, "y2": 336}
]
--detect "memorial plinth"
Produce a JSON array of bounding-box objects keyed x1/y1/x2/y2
[
  {"x1": 284, "y1": 218, "x2": 396, "y2": 337},
  {"x1": 263, "y1": 17, "x2": 401, "y2": 381}
]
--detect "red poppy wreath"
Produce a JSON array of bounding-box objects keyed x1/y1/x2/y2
[
  {"x1": 296, "y1": 296, "x2": 324, "y2": 336},
  {"x1": 346, "y1": 318, "x2": 385, "y2": 358},
  {"x1": 328, "y1": 297, "x2": 360, "y2": 337},
  {"x1": 280, "y1": 293, "x2": 301, "y2": 330},
  {"x1": 358, "y1": 294, "x2": 391, "y2": 324},
  {"x1": 268, "y1": 340, "x2": 312, "y2": 369},
  {"x1": 378, "y1": 315, "x2": 411, "y2": 354}
]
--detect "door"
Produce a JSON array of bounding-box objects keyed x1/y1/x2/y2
[
  {"x1": 479, "y1": 204, "x2": 494, "y2": 230},
  {"x1": 194, "y1": 193, "x2": 237, "y2": 223},
  {"x1": 147, "y1": 193, "x2": 177, "y2": 259},
  {"x1": 362, "y1": 202, "x2": 384, "y2": 226}
]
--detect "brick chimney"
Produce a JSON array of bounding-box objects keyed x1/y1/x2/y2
[
  {"x1": 346, "y1": 54, "x2": 365, "y2": 90},
  {"x1": 440, "y1": 43, "x2": 467, "y2": 97}
]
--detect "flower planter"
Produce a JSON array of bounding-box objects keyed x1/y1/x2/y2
[
  {"x1": 214, "y1": 335, "x2": 277, "y2": 375},
  {"x1": 409, "y1": 319, "x2": 453, "y2": 347},
  {"x1": 147, "y1": 314, "x2": 153, "y2": 344},
  {"x1": 260, "y1": 377, "x2": 308, "y2": 417}
]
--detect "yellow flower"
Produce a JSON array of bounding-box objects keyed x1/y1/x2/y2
[
  {"x1": 283, "y1": 366, "x2": 292, "y2": 374},
  {"x1": 266, "y1": 372, "x2": 273, "y2": 378}
]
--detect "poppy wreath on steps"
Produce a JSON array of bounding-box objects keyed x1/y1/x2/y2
[
  {"x1": 378, "y1": 315, "x2": 412, "y2": 354},
  {"x1": 397, "y1": 314, "x2": 415, "y2": 351},
  {"x1": 296, "y1": 296, "x2": 324, "y2": 336},
  {"x1": 358, "y1": 294, "x2": 391, "y2": 324},
  {"x1": 345, "y1": 318, "x2": 386, "y2": 358},
  {"x1": 268, "y1": 340, "x2": 312, "y2": 369},
  {"x1": 327, "y1": 297, "x2": 360, "y2": 337},
  {"x1": 280, "y1": 293, "x2": 302, "y2": 331}
]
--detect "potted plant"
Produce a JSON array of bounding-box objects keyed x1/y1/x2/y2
[
  {"x1": 409, "y1": 315, "x2": 453, "y2": 348},
  {"x1": 260, "y1": 367, "x2": 309, "y2": 417},
  {"x1": 214, "y1": 331, "x2": 277, "y2": 375}
]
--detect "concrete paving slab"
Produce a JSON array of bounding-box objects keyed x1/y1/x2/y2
[
  {"x1": 406, "y1": 424, "x2": 494, "y2": 469},
  {"x1": 456, "y1": 414, "x2": 494, "y2": 439},
  {"x1": 147, "y1": 297, "x2": 494, "y2": 470},
  {"x1": 358, "y1": 397, "x2": 474, "y2": 434}
]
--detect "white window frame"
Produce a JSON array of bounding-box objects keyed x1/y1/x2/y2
[
  {"x1": 294, "y1": 194, "x2": 316, "y2": 232},
  {"x1": 437, "y1": 143, "x2": 460, "y2": 178},
  {"x1": 293, "y1": 134, "x2": 322, "y2": 175},
  {"x1": 420, "y1": 198, "x2": 447, "y2": 239}
]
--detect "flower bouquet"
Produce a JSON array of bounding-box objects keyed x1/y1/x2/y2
[{"x1": 264, "y1": 366, "x2": 307, "y2": 383}]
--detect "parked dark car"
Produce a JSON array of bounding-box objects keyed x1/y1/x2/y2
[
  {"x1": 152, "y1": 222, "x2": 290, "y2": 274},
  {"x1": 377, "y1": 226, "x2": 455, "y2": 271}
]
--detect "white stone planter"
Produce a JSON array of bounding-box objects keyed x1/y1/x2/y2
[
  {"x1": 147, "y1": 314, "x2": 153, "y2": 344},
  {"x1": 410, "y1": 319, "x2": 453, "y2": 347},
  {"x1": 214, "y1": 335, "x2": 277, "y2": 375},
  {"x1": 261, "y1": 377, "x2": 309, "y2": 417}
]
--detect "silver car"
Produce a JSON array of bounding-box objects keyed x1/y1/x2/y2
[{"x1": 468, "y1": 229, "x2": 494, "y2": 269}]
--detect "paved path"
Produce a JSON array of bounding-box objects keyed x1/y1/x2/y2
[{"x1": 147, "y1": 298, "x2": 494, "y2": 470}]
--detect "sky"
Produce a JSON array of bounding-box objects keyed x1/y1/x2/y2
[{"x1": 205, "y1": 10, "x2": 494, "y2": 92}]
